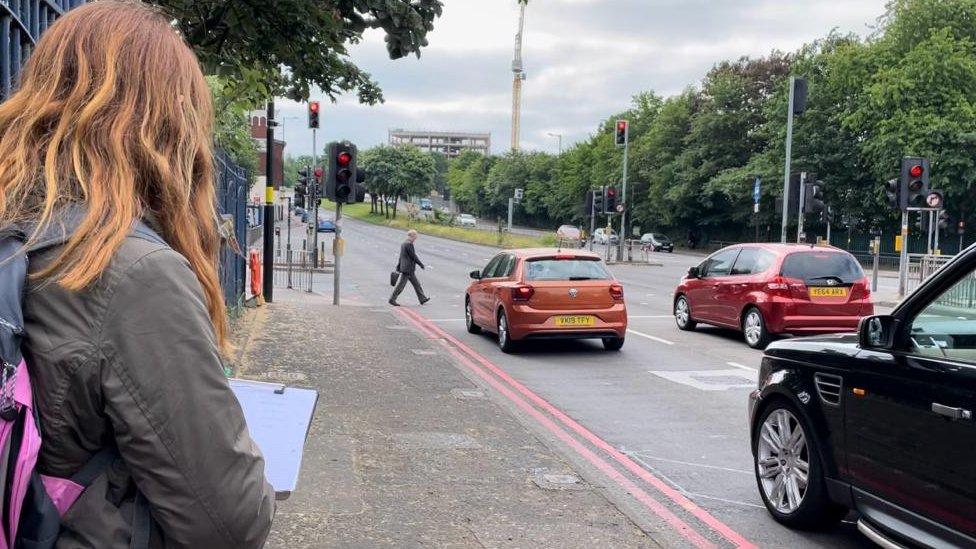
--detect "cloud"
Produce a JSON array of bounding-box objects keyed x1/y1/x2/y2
[{"x1": 274, "y1": 0, "x2": 887, "y2": 158}]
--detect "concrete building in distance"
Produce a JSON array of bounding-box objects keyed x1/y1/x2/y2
[{"x1": 388, "y1": 129, "x2": 491, "y2": 157}]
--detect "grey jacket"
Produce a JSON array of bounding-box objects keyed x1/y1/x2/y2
[
  {"x1": 396, "y1": 241, "x2": 424, "y2": 275},
  {"x1": 22, "y1": 232, "x2": 275, "y2": 548}
]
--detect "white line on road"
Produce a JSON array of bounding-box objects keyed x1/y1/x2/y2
[
  {"x1": 726, "y1": 362, "x2": 757, "y2": 372},
  {"x1": 624, "y1": 450, "x2": 764, "y2": 509},
  {"x1": 430, "y1": 318, "x2": 465, "y2": 322},
  {"x1": 627, "y1": 329, "x2": 674, "y2": 345},
  {"x1": 626, "y1": 452, "x2": 753, "y2": 475}
]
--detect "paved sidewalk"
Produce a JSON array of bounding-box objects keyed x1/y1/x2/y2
[{"x1": 229, "y1": 290, "x2": 658, "y2": 548}]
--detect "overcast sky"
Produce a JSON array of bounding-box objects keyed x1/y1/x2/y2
[{"x1": 274, "y1": 0, "x2": 886, "y2": 158}]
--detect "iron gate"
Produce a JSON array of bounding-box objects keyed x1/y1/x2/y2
[
  {"x1": 215, "y1": 150, "x2": 249, "y2": 309},
  {"x1": 0, "y1": 0, "x2": 86, "y2": 101}
]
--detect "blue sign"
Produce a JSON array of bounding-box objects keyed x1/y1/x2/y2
[{"x1": 753, "y1": 177, "x2": 761, "y2": 204}]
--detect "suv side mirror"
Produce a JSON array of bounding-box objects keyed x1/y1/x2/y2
[
  {"x1": 859, "y1": 315, "x2": 896, "y2": 349},
  {"x1": 469, "y1": 270, "x2": 482, "y2": 280},
  {"x1": 687, "y1": 266, "x2": 701, "y2": 279}
]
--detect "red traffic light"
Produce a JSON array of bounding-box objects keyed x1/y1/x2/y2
[
  {"x1": 313, "y1": 167, "x2": 323, "y2": 179},
  {"x1": 909, "y1": 164, "x2": 923, "y2": 178},
  {"x1": 309, "y1": 101, "x2": 320, "y2": 113},
  {"x1": 617, "y1": 121, "x2": 627, "y2": 130},
  {"x1": 606, "y1": 187, "x2": 616, "y2": 197},
  {"x1": 337, "y1": 152, "x2": 351, "y2": 166}
]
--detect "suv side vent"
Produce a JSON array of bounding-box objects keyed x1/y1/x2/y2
[{"x1": 814, "y1": 373, "x2": 843, "y2": 406}]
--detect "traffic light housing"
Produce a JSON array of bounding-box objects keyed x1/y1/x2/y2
[
  {"x1": 885, "y1": 178, "x2": 900, "y2": 211},
  {"x1": 792, "y1": 77, "x2": 809, "y2": 115},
  {"x1": 939, "y1": 210, "x2": 950, "y2": 230},
  {"x1": 325, "y1": 141, "x2": 357, "y2": 203},
  {"x1": 308, "y1": 101, "x2": 320, "y2": 129},
  {"x1": 604, "y1": 186, "x2": 618, "y2": 213},
  {"x1": 295, "y1": 167, "x2": 311, "y2": 209},
  {"x1": 803, "y1": 176, "x2": 824, "y2": 214},
  {"x1": 901, "y1": 156, "x2": 930, "y2": 209},
  {"x1": 592, "y1": 186, "x2": 604, "y2": 214},
  {"x1": 615, "y1": 120, "x2": 628, "y2": 147}
]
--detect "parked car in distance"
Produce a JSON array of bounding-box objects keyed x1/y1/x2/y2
[
  {"x1": 457, "y1": 213, "x2": 477, "y2": 228},
  {"x1": 316, "y1": 213, "x2": 336, "y2": 233},
  {"x1": 465, "y1": 249, "x2": 627, "y2": 352},
  {"x1": 593, "y1": 228, "x2": 618, "y2": 245},
  {"x1": 556, "y1": 225, "x2": 586, "y2": 248},
  {"x1": 674, "y1": 244, "x2": 873, "y2": 348},
  {"x1": 640, "y1": 233, "x2": 674, "y2": 252},
  {"x1": 749, "y1": 242, "x2": 976, "y2": 548},
  {"x1": 419, "y1": 198, "x2": 433, "y2": 211}
]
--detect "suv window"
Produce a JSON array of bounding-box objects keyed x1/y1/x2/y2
[
  {"x1": 702, "y1": 248, "x2": 739, "y2": 277},
  {"x1": 781, "y1": 251, "x2": 864, "y2": 284},
  {"x1": 910, "y1": 270, "x2": 976, "y2": 363},
  {"x1": 731, "y1": 248, "x2": 777, "y2": 275}
]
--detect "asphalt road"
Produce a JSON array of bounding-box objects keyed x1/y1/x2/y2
[{"x1": 306, "y1": 216, "x2": 876, "y2": 548}]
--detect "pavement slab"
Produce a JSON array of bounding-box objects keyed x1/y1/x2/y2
[{"x1": 232, "y1": 289, "x2": 659, "y2": 549}]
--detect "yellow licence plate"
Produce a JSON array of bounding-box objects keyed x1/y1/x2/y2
[
  {"x1": 809, "y1": 287, "x2": 848, "y2": 298},
  {"x1": 554, "y1": 315, "x2": 596, "y2": 327}
]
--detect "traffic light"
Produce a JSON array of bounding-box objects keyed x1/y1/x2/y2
[
  {"x1": 792, "y1": 77, "x2": 809, "y2": 115},
  {"x1": 885, "y1": 178, "x2": 900, "y2": 211},
  {"x1": 296, "y1": 166, "x2": 310, "y2": 209},
  {"x1": 325, "y1": 141, "x2": 358, "y2": 203},
  {"x1": 592, "y1": 186, "x2": 605, "y2": 214},
  {"x1": 939, "y1": 210, "x2": 950, "y2": 230},
  {"x1": 803, "y1": 176, "x2": 824, "y2": 214},
  {"x1": 604, "y1": 186, "x2": 618, "y2": 213},
  {"x1": 308, "y1": 101, "x2": 320, "y2": 129},
  {"x1": 615, "y1": 120, "x2": 628, "y2": 147},
  {"x1": 915, "y1": 211, "x2": 925, "y2": 231},
  {"x1": 959, "y1": 220, "x2": 966, "y2": 236},
  {"x1": 901, "y1": 156, "x2": 930, "y2": 209}
]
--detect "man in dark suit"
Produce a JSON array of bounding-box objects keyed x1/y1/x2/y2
[{"x1": 390, "y1": 230, "x2": 430, "y2": 306}]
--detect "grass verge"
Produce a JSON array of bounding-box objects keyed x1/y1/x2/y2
[{"x1": 322, "y1": 201, "x2": 556, "y2": 249}]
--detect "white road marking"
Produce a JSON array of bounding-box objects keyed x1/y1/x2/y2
[
  {"x1": 627, "y1": 329, "x2": 674, "y2": 345},
  {"x1": 726, "y1": 361, "x2": 758, "y2": 372},
  {"x1": 647, "y1": 368, "x2": 755, "y2": 391},
  {"x1": 626, "y1": 452, "x2": 752, "y2": 475},
  {"x1": 628, "y1": 315, "x2": 674, "y2": 319},
  {"x1": 624, "y1": 451, "x2": 764, "y2": 509},
  {"x1": 430, "y1": 318, "x2": 465, "y2": 322}
]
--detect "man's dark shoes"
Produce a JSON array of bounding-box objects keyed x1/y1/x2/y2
[
  {"x1": 389, "y1": 299, "x2": 400, "y2": 306},
  {"x1": 420, "y1": 297, "x2": 431, "y2": 305}
]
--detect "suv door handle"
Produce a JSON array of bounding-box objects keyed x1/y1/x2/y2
[{"x1": 932, "y1": 403, "x2": 973, "y2": 420}]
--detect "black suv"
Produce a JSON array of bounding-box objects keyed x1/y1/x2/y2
[{"x1": 749, "y1": 245, "x2": 976, "y2": 547}]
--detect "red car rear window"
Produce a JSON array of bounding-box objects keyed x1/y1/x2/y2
[
  {"x1": 524, "y1": 258, "x2": 611, "y2": 281},
  {"x1": 781, "y1": 252, "x2": 864, "y2": 284}
]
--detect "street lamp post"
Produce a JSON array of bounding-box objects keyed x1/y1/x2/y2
[{"x1": 547, "y1": 132, "x2": 563, "y2": 154}]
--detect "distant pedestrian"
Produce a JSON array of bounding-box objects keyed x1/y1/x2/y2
[
  {"x1": 390, "y1": 229, "x2": 430, "y2": 305},
  {"x1": 0, "y1": 2, "x2": 273, "y2": 548}
]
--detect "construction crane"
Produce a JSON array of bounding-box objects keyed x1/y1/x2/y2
[{"x1": 510, "y1": 0, "x2": 528, "y2": 152}]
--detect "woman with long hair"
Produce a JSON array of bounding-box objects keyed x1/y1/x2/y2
[{"x1": 0, "y1": 1, "x2": 274, "y2": 546}]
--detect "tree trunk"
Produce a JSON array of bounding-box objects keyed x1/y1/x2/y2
[{"x1": 393, "y1": 197, "x2": 399, "y2": 219}]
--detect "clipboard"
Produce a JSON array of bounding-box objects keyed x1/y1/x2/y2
[{"x1": 229, "y1": 378, "x2": 319, "y2": 500}]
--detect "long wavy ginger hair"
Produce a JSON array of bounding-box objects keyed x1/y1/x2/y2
[{"x1": 0, "y1": 1, "x2": 228, "y2": 346}]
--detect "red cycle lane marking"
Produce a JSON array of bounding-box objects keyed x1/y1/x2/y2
[
  {"x1": 392, "y1": 308, "x2": 715, "y2": 549},
  {"x1": 399, "y1": 307, "x2": 757, "y2": 549}
]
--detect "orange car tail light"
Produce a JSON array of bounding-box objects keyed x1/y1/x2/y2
[
  {"x1": 610, "y1": 284, "x2": 624, "y2": 301},
  {"x1": 512, "y1": 285, "x2": 535, "y2": 301}
]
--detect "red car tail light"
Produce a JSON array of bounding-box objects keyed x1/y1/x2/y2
[
  {"x1": 610, "y1": 283, "x2": 624, "y2": 301},
  {"x1": 851, "y1": 277, "x2": 872, "y2": 300},
  {"x1": 512, "y1": 285, "x2": 535, "y2": 301},
  {"x1": 765, "y1": 276, "x2": 791, "y2": 294}
]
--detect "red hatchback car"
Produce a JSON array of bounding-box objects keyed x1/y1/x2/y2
[
  {"x1": 673, "y1": 244, "x2": 873, "y2": 348},
  {"x1": 465, "y1": 249, "x2": 627, "y2": 352}
]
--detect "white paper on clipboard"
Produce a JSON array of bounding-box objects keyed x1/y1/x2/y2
[{"x1": 229, "y1": 378, "x2": 318, "y2": 499}]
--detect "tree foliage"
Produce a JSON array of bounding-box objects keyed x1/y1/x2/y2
[
  {"x1": 447, "y1": 0, "x2": 976, "y2": 246},
  {"x1": 152, "y1": 0, "x2": 444, "y2": 103},
  {"x1": 360, "y1": 145, "x2": 436, "y2": 218}
]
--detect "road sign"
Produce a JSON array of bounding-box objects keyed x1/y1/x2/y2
[
  {"x1": 925, "y1": 190, "x2": 944, "y2": 209},
  {"x1": 514, "y1": 187, "x2": 524, "y2": 200},
  {"x1": 615, "y1": 204, "x2": 624, "y2": 213},
  {"x1": 753, "y1": 176, "x2": 761, "y2": 204}
]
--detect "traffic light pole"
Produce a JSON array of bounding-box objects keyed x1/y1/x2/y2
[
  {"x1": 618, "y1": 129, "x2": 630, "y2": 261},
  {"x1": 262, "y1": 100, "x2": 275, "y2": 303},
  {"x1": 781, "y1": 76, "x2": 796, "y2": 243},
  {"x1": 589, "y1": 195, "x2": 595, "y2": 251},
  {"x1": 333, "y1": 202, "x2": 342, "y2": 306},
  {"x1": 898, "y1": 211, "x2": 909, "y2": 298},
  {"x1": 312, "y1": 128, "x2": 320, "y2": 268},
  {"x1": 796, "y1": 172, "x2": 806, "y2": 243},
  {"x1": 507, "y1": 197, "x2": 513, "y2": 232}
]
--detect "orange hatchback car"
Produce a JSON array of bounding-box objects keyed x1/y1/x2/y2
[{"x1": 465, "y1": 249, "x2": 627, "y2": 352}]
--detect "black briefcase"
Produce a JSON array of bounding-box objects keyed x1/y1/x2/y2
[{"x1": 390, "y1": 270, "x2": 400, "y2": 287}]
